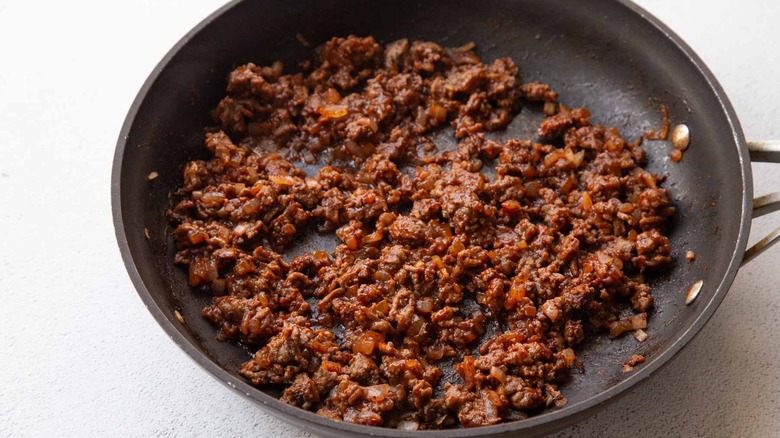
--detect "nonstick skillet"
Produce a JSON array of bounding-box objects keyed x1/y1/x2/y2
[{"x1": 111, "y1": 0, "x2": 780, "y2": 436}]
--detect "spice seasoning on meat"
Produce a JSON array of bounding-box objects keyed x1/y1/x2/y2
[{"x1": 168, "y1": 36, "x2": 674, "y2": 428}]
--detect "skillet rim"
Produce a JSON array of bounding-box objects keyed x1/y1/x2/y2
[{"x1": 111, "y1": 0, "x2": 752, "y2": 435}]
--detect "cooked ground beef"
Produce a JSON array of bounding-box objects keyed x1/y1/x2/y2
[
  {"x1": 623, "y1": 354, "x2": 646, "y2": 372},
  {"x1": 168, "y1": 35, "x2": 674, "y2": 429}
]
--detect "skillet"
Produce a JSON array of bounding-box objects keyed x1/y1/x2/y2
[{"x1": 111, "y1": 0, "x2": 780, "y2": 436}]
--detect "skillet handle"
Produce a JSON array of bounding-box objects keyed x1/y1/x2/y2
[
  {"x1": 748, "y1": 140, "x2": 780, "y2": 163},
  {"x1": 742, "y1": 141, "x2": 780, "y2": 265}
]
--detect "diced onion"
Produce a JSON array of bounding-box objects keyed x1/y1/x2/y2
[
  {"x1": 365, "y1": 384, "x2": 390, "y2": 402},
  {"x1": 397, "y1": 421, "x2": 419, "y2": 431},
  {"x1": 544, "y1": 151, "x2": 565, "y2": 167},
  {"x1": 455, "y1": 41, "x2": 476, "y2": 52},
  {"x1": 608, "y1": 313, "x2": 647, "y2": 338},
  {"x1": 543, "y1": 101, "x2": 557, "y2": 116},
  {"x1": 671, "y1": 124, "x2": 690, "y2": 150},
  {"x1": 269, "y1": 175, "x2": 297, "y2": 186},
  {"x1": 429, "y1": 104, "x2": 448, "y2": 122},
  {"x1": 242, "y1": 198, "x2": 262, "y2": 215},
  {"x1": 541, "y1": 300, "x2": 561, "y2": 322},
  {"x1": 318, "y1": 105, "x2": 348, "y2": 119},
  {"x1": 581, "y1": 192, "x2": 593, "y2": 211},
  {"x1": 363, "y1": 230, "x2": 384, "y2": 244},
  {"x1": 321, "y1": 360, "x2": 341, "y2": 372},
  {"x1": 353, "y1": 331, "x2": 385, "y2": 355},
  {"x1": 490, "y1": 366, "x2": 507, "y2": 383},
  {"x1": 561, "y1": 348, "x2": 576, "y2": 366},
  {"x1": 501, "y1": 199, "x2": 521, "y2": 214},
  {"x1": 416, "y1": 298, "x2": 434, "y2": 313},
  {"x1": 634, "y1": 329, "x2": 649, "y2": 342},
  {"x1": 201, "y1": 192, "x2": 226, "y2": 208}
]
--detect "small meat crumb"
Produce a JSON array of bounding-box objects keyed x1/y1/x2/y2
[
  {"x1": 623, "y1": 354, "x2": 645, "y2": 372},
  {"x1": 685, "y1": 250, "x2": 696, "y2": 261},
  {"x1": 148, "y1": 171, "x2": 159, "y2": 180}
]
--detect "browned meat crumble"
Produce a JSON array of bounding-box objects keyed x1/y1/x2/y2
[
  {"x1": 168, "y1": 35, "x2": 674, "y2": 429},
  {"x1": 623, "y1": 354, "x2": 646, "y2": 372}
]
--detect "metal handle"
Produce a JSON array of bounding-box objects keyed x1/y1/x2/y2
[
  {"x1": 742, "y1": 141, "x2": 780, "y2": 265},
  {"x1": 748, "y1": 140, "x2": 780, "y2": 163}
]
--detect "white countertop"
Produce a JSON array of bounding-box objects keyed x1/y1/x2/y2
[{"x1": 2, "y1": 1, "x2": 779, "y2": 436}]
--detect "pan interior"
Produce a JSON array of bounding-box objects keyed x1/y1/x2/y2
[{"x1": 116, "y1": 0, "x2": 747, "y2": 433}]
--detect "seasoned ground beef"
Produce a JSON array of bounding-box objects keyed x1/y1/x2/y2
[{"x1": 168, "y1": 35, "x2": 674, "y2": 429}]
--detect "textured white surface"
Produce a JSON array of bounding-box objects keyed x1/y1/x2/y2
[{"x1": 1, "y1": 1, "x2": 779, "y2": 437}]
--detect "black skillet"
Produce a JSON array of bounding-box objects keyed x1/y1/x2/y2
[{"x1": 111, "y1": 0, "x2": 780, "y2": 436}]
